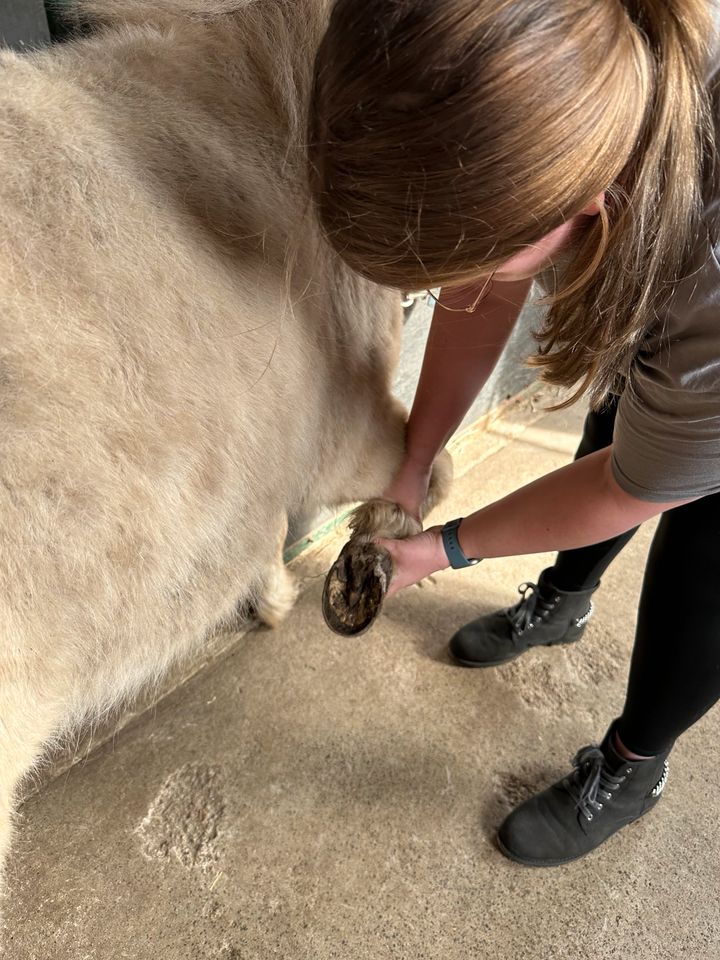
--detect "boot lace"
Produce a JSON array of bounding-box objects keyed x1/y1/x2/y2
[
  {"x1": 565, "y1": 745, "x2": 627, "y2": 822},
  {"x1": 505, "y1": 582, "x2": 558, "y2": 636}
]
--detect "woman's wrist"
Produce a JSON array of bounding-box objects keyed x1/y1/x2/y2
[
  {"x1": 457, "y1": 518, "x2": 478, "y2": 561},
  {"x1": 381, "y1": 455, "x2": 433, "y2": 521},
  {"x1": 401, "y1": 445, "x2": 437, "y2": 474},
  {"x1": 430, "y1": 525, "x2": 450, "y2": 572}
]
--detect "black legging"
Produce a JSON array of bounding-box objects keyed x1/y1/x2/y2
[{"x1": 549, "y1": 400, "x2": 720, "y2": 757}]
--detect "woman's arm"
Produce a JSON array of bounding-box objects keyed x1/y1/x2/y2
[
  {"x1": 403, "y1": 277, "x2": 532, "y2": 469},
  {"x1": 457, "y1": 446, "x2": 691, "y2": 559},
  {"x1": 378, "y1": 446, "x2": 694, "y2": 596},
  {"x1": 383, "y1": 276, "x2": 532, "y2": 516}
]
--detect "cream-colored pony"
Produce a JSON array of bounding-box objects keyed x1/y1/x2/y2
[{"x1": 0, "y1": 0, "x2": 450, "y2": 885}]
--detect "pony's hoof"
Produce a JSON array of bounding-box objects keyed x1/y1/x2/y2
[{"x1": 322, "y1": 540, "x2": 393, "y2": 637}]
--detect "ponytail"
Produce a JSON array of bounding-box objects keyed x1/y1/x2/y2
[
  {"x1": 309, "y1": 0, "x2": 716, "y2": 404},
  {"x1": 534, "y1": 0, "x2": 715, "y2": 406}
]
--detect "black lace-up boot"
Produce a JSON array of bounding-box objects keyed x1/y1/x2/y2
[
  {"x1": 449, "y1": 568, "x2": 597, "y2": 667},
  {"x1": 497, "y1": 722, "x2": 672, "y2": 866}
]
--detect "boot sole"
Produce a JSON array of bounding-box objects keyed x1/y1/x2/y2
[
  {"x1": 496, "y1": 801, "x2": 660, "y2": 867},
  {"x1": 450, "y1": 649, "x2": 525, "y2": 668},
  {"x1": 449, "y1": 627, "x2": 585, "y2": 669}
]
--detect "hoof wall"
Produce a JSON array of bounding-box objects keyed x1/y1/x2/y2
[{"x1": 322, "y1": 540, "x2": 393, "y2": 637}]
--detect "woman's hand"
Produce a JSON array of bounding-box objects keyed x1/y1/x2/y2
[
  {"x1": 374, "y1": 525, "x2": 449, "y2": 597},
  {"x1": 381, "y1": 457, "x2": 433, "y2": 523}
]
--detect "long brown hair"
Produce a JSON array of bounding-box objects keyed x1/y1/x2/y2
[{"x1": 308, "y1": 0, "x2": 715, "y2": 406}]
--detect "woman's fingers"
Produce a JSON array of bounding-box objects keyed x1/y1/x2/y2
[{"x1": 374, "y1": 527, "x2": 447, "y2": 597}]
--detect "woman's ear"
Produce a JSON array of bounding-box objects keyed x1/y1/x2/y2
[{"x1": 581, "y1": 191, "x2": 606, "y2": 216}]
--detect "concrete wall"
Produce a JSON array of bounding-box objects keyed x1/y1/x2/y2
[
  {"x1": 0, "y1": 0, "x2": 50, "y2": 49},
  {"x1": 395, "y1": 291, "x2": 541, "y2": 421}
]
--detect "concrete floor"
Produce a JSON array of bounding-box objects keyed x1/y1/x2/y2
[{"x1": 3, "y1": 393, "x2": 719, "y2": 959}]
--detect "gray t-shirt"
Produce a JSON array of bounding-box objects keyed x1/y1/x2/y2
[{"x1": 610, "y1": 59, "x2": 720, "y2": 502}]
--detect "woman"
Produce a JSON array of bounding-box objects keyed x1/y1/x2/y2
[{"x1": 308, "y1": 0, "x2": 720, "y2": 865}]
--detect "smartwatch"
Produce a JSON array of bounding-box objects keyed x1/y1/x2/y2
[{"x1": 441, "y1": 517, "x2": 482, "y2": 569}]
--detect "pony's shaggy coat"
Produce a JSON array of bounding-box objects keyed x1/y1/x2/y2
[{"x1": 0, "y1": 0, "x2": 450, "y2": 881}]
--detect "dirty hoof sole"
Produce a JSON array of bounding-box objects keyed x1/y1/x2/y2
[{"x1": 322, "y1": 541, "x2": 393, "y2": 637}]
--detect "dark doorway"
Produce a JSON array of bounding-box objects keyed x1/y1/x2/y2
[{"x1": 0, "y1": 0, "x2": 51, "y2": 50}]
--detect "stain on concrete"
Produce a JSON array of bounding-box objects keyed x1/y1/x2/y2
[
  {"x1": 216, "y1": 945, "x2": 243, "y2": 960},
  {"x1": 493, "y1": 769, "x2": 542, "y2": 810},
  {"x1": 570, "y1": 623, "x2": 629, "y2": 688},
  {"x1": 501, "y1": 653, "x2": 586, "y2": 717},
  {"x1": 497, "y1": 624, "x2": 626, "y2": 725},
  {"x1": 135, "y1": 762, "x2": 224, "y2": 870},
  {"x1": 492, "y1": 757, "x2": 569, "y2": 809}
]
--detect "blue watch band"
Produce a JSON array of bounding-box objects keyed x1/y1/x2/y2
[{"x1": 441, "y1": 517, "x2": 482, "y2": 569}]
